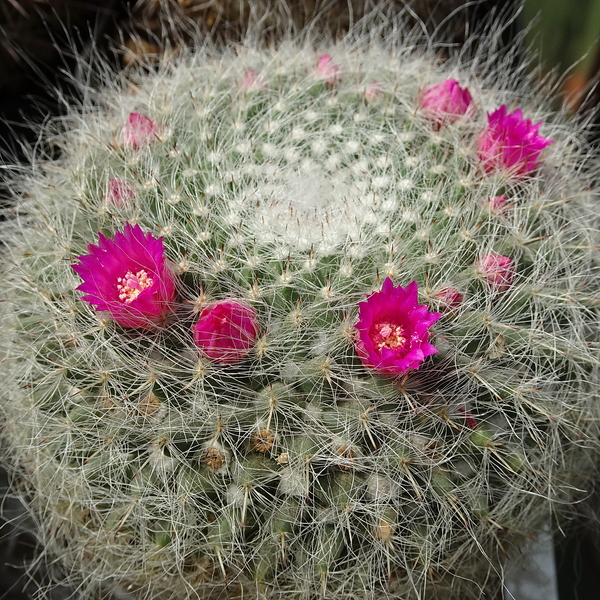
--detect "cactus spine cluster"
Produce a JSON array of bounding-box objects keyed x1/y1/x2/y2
[{"x1": 1, "y1": 10, "x2": 599, "y2": 600}]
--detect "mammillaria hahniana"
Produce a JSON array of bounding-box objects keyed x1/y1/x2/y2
[{"x1": 0, "y1": 7, "x2": 598, "y2": 600}]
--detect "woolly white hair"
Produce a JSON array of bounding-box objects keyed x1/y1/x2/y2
[{"x1": 0, "y1": 3, "x2": 599, "y2": 600}]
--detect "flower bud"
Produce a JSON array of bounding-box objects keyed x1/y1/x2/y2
[
  {"x1": 364, "y1": 81, "x2": 382, "y2": 101},
  {"x1": 193, "y1": 299, "x2": 259, "y2": 365},
  {"x1": 483, "y1": 194, "x2": 508, "y2": 215},
  {"x1": 121, "y1": 112, "x2": 161, "y2": 150},
  {"x1": 435, "y1": 287, "x2": 463, "y2": 311},
  {"x1": 316, "y1": 53, "x2": 342, "y2": 86},
  {"x1": 241, "y1": 69, "x2": 265, "y2": 90},
  {"x1": 107, "y1": 178, "x2": 136, "y2": 206},
  {"x1": 476, "y1": 253, "x2": 515, "y2": 292},
  {"x1": 419, "y1": 79, "x2": 473, "y2": 127}
]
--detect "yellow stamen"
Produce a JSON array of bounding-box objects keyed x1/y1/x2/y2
[
  {"x1": 372, "y1": 322, "x2": 406, "y2": 351},
  {"x1": 116, "y1": 269, "x2": 154, "y2": 303}
]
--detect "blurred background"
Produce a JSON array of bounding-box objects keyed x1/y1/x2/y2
[
  {"x1": 1, "y1": 1, "x2": 599, "y2": 598},
  {"x1": 522, "y1": 0, "x2": 600, "y2": 110}
]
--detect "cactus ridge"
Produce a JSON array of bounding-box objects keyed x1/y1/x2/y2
[{"x1": 1, "y1": 9, "x2": 599, "y2": 600}]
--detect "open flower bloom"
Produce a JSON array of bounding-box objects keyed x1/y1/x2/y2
[
  {"x1": 355, "y1": 279, "x2": 441, "y2": 376},
  {"x1": 477, "y1": 106, "x2": 553, "y2": 177},
  {"x1": 419, "y1": 79, "x2": 473, "y2": 127},
  {"x1": 72, "y1": 223, "x2": 176, "y2": 328},
  {"x1": 193, "y1": 299, "x2": 259, "y2": 365},
  {"x1": 476, "y1": 253, "x2": 515, "y2": 291},
  {"x1": 316, "y1": 53, "x2": 342, "y2": 86},
  {"x1": 121, "y1": 112, "x2": 161, "y2": 150}
]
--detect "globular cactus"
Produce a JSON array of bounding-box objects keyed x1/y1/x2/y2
[{"x1": 1, "y1": 8, "x2": 599, "y2": 600}]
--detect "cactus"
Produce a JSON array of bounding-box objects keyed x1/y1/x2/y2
[{"x1": 1, "y1": 8, "x2": 599, "y2": 600}]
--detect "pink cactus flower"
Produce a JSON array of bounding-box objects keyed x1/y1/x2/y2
[
  {"x1": 121, "y1": 112, "x2": 161, "y2": 150},
  {"x1": 72, "y1": 223, "x2": 176, "y2": 328},
  {"x1": 477, "y1": 105, "x2": 553, "y2": 177},
  {"x1": 107, "y1": 178, "x2": 136, "y2": 206},
  {"x1": 476, "y1": 253, "x2": 515, "y2": 292},
  {"x1": 355, "y1": 278, "x2": 441, "y2": 377},
  {"x1": 435, "y1": 287, "x2": 464, "y2": 311},
  {"x1": 419, "y1": 79, "x2": 473, "y2": 127},
  {"x1": 316, "y1": 53, "x2": 342, "y2": 86},
  {"x1": 193, "y1": 299, "x2": 260, "y2": 365},
  {"x1": 364, "y1": 81, "x2": 383, "y2": 101}
]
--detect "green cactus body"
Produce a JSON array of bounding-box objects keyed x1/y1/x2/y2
[{"x1": 1, "y1": 10, "x2": 599, "y2": 600}]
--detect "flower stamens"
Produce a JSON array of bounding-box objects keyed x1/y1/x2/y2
[
  {"x1": 117, "y1": 269, "x2": 155, "y2": 303},
  {"x1": 373, "y1": 322, "x2": 406, "y2": 353}
]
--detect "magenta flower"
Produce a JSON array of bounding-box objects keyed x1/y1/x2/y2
[
  {"x1": 476, "y1": 253, "x2": 515, "y2": 292},
  {"x1": 434, "y1": 287, "x2": 464, "y2": 311},
  {"x1": 72, "y1": 223, "x2": 176, "y2": 328},
  {"x1": 316, "y1": 54, "x2": 342, "y2": 86},
  {"x1": 121, "y1": 112, "x2": 161, "y2": 150},
  {"x1": 355, "y1": 278, "x2": 441, "y2": 377},
  {"x1": 419, "y1": 79, "x2": 473, "y2": 127},
  {"x1": 107, "y1": 178, "x2": 136, "y2": 206},
  {"x1": 477, "y1": 105, "x2": 553, "y2": 177},
  {"x1": 193, "y1": 300, "x2": 259, "y2": 365}
]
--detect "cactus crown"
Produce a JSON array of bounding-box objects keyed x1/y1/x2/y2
[{"x1": 1, "y1": 8, "x2": 599, "y2": 600}]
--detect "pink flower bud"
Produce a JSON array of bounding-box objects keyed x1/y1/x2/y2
[
  {"x1": 483, "y1": 194, "x2": 508, "y2": 214},
  {"x1": 434, "y1": 287, "x2": 463, "y2": 311},
  {"x1": 477, "y1": 105, "x2": 553, "y2": 177},
  {"x1": 122, "y1": 112, "x2": 161, "y2": 150},
  {"x1": 458, "y1": 407, "x2": 479, "y2": 430},
  {"x1": 476, "y1": 253, "x2": 515, "y2": 292},
  {"x1": 193, "y1": 300, "x2": 260, "y2": 365},
  {"x1": 364, "y1": 81, "x2": 382, "y2": 101},
  {"x1": 316, "y1": 54, "x2": 342, "y2": 86},
  {"x1": 72, "y1": 223, "x2": 176, "y2": 328},
  {"x1": 241, "y1": 69, "x2": 264, "y2": 90},
  {"x1": 355, "y1": 278, "x2": 441, "y2": 377},
  {"x1": 107, "y1": 178, "x2": 136, "y2": 206},
  {"x1": 243, "y1": 69, "x2": 257, "y2": 87},
  {"x1": 419, "y1": 79, "x2": 473, "y2": 127}
]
